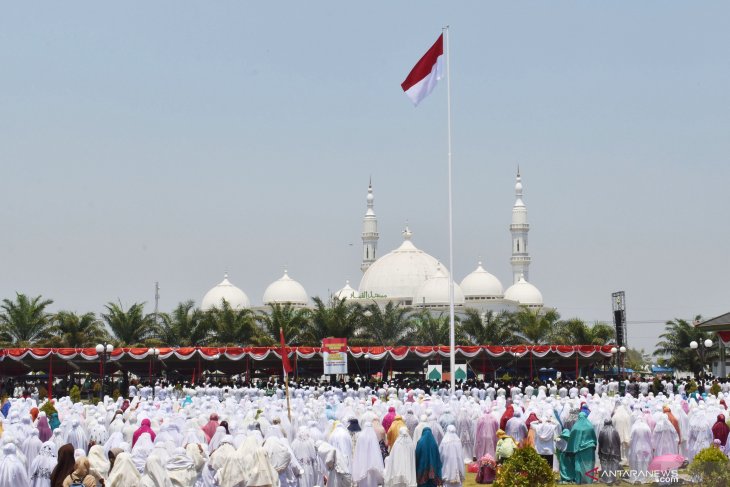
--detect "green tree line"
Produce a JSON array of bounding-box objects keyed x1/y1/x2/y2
[{"x1": 0, "y1": 293, "x2": 617, "y2": 349}]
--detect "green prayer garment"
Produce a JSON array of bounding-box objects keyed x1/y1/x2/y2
[
  {"x1": 566, "y1": 413, "x2": 598, "y2": 484},
  {"x1": 557, "y1": 449, "x2": 575, "y2": 482},
  {"x1": 572, "y1": 447, "x2": 596, "y2": 484}
]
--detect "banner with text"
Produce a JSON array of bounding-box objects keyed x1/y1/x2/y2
[{"x1": 322, "y1": 338, "x2": 348, "y2": 374}]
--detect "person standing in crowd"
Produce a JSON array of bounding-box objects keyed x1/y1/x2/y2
[
  {"x1": 533, "y1": 416, "x2": 558, "y2": 469},
  {"x1": 597, "y1": 418, "x2": 621, "y2": 483},
  {"x1": 61, "y1": 458, "x2": 96, "y2": 487},
  {"x1": 495, "y1": 430, "x2": 517, "y2": 465},
  {"x1": 384, "y1": 427, "x2": 417, "y2": 487},
  {"x1": 566, "y1": 412, "x2": 597, "y2": 484},
  {"x1": 439, "y1": 425, "x2": 465, "y2": 487},
  {"x1": 415, "y1": 427, "x2": 442, "y2": 487},
  {"x1": 50, "y1": 444, "x2": 76, "y2": 487}
]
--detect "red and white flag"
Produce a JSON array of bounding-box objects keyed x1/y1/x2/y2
[
  {"x1": 280, "y1": 328, "x2": 293, "y2": 375},
  {"x1": 401, "y1": 34, "x2": 444, "y2": 106}
]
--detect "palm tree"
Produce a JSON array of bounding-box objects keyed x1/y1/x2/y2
[
  {"x1": 206, "y1": 301, "x2": 265, "y2": 346},
  {"x1": 102, "y1": 302, "x2": 155, "y2": 347},
  {"x1": 553, "y1": 319, "x2": 615, "y2": 345},
  {"x1": 654, "y1": 317, "x2": 718, "y2": 377},
  {"x1": 256, "y1": 303, "x2": 310, "y2": 346},
  {"x1": 412, "y1": 311, "x2": 461, "y2": 346},
  {"x1": 361, "y1": 301, "x2": 414, "y2": 346},
  {"x1": 460, "y1": 309, "x2": 517, "y2": 346},
  {"x1": 155, "y1": 300, "x2": 211, "y2": 347},
  {"x1": 302, "y1": 297, "x2": 363, "y2": 346},
  {"x1": 509, "y1": 308, "x2": 561, "y2": 345},
  {"x1": 48, "y1": 311, "x2": 109, "y2": 348},
  {"x1": 0, "y1": 293, "x2": 54, "y2": 346}
]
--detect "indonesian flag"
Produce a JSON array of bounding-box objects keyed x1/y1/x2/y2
[
  {"x1": 401, "y1": 34, "x2": 444, "y2": 106},
  {"x1": 280, "y1": 328, "x2": 293, "y2": 375}
]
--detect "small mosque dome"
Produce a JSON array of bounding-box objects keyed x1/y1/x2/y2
[
  {"x1": 334, "y1": 280, "x2": 358, "y2": 301},
  {"x1": 201, "y1": 274, "x2": 251, "y2": 311},
  {"x1": 262, "y1": 270, "x2": 309, "y2": 307},
  {"x1": 413, "y1": 265, "x2": 465, "y2": 307},
  {"x1": 504, "y1": 275, "x2": 543, "y2": 308},
  {"x1": 460, "y1": 261, "x2": 504, "y2": 300}
]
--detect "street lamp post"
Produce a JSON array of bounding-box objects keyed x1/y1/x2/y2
[
  {"x1": 610, "y1": 346, "x2": 627, "y2": 378},
  {"x1": 211, "y1": 353, "x2": 220, "y2": 385},
  {"x1": 95, "y1": 343, "x2": 114, "y2": 402},
  {"x1": 690, "y1": 339, "x2": 714, "y2": 378},
  {"x1": 149, "y1": 348, "x2": 160, "y2": 399}
]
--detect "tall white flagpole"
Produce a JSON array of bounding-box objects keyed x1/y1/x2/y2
[{"x1": 444, "y1": 25, "x2": 456, "y2": 393}]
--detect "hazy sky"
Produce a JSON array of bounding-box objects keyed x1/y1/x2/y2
[{"x1": 1, "y1": 3, "x2": 728, "y2": 354}]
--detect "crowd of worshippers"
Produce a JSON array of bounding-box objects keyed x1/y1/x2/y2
[
  {"x1": 7, "y1": 373, "x2": 730, "y2": 402},
  {"x1": 1, "y1": 376, "x2": 730, "y2": 486}
]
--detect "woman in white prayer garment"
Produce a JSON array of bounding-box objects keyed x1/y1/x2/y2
[
  {"x1": 65, "y1": 418, "x2": 88, "y2": 451},
  {"x1": 160, "y1": 441, "x2": 177, "y2": 463},
  {"x1": 264, "y1": 436, "x2": 302, "y2": 487},
  {"x1": 201, "y1": 435, "x2": 236, "y2": 487},
  {"x1": 628, "y1": 417, "x2": 653, "y2": 485},
  {"x1": 352, "y1": 421, "x2": 385, "y2": 487},
  {"x1": 53, "y1": 429, "x2": 66, "y2": 451},
  {"x1": 214, "y1": 445, "x2": 248, "y2": 487},
  {"x1": 315, "y1": 441, "x2": 350, "y2": 487},
  {"x1": 165, "y1": 447, "x2": 197, "y2": 487},
  {"x1": 439, "y1": 425, "x2": 465, "y2": 487},
  {"x1": 383, "y1": 427, "x2": 416, "y2": 487},
  {"x1": 22, "y1": 428, "x2": 43, "y2": 470},
  {"x1": 611, "y1": 400, "x2": 632, "y2": 465},
  {"x1": 184, "y1": 442, "x2": 208, "y2": 484},
  {"x1": 239, "y1": 436, "x2": 279, "y2": 487},
  {"x1": 107, "y1": 451, "x2": 142, "y2": 487},
  {"x1": 20, "y1": 415, "x2": 35, "y2": 438},
  {"x1": 104, "y1": 431, "x2": 125, "y2": 456},
  {"x1": 504, "y1": 409, "x2": 528, "y2": 445},
  {"x1": 87, "y1": 444, "x2": 110, "y2": 481},
  {"x1": 291, "y1": 426, "x2": 318, "y2": 487},
  {"x1": 413, "y1": 414, "x2": 429, "y2": 445},
  {"x1": 328, "y1": 422, "x2": 353, "y2": 472},
  {"x1": 686, "y1": 404, "x2": 714, "y2": 462},
  {"x1": 208, "y1": 426, "x2": 227, "y2": 453},
  {"x1": 140, "y1": 453, "x2": 174, "y2": 487},
  {"x1": 30, "y1": 441, "x2": 57, "y2": 487},
  {"x1": 0, "y1": 443, "x2": 30, "y2": 486},
  {"x1": 455, "y1": 406, "x2": 474, "y2": 462},
  {"x1": 652, "y1": 414, "x2": 679, "y2": 456},
  {"x1": 132, "y1": 432, "x2": 156, "y2": 473}
]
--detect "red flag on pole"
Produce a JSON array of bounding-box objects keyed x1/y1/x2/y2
[
  {"x1": 280, "y1": 328, "x2": 293, "y2": 375},
  {"x1": 401, "y1": 34, "x2": 444, "y2": 106}
]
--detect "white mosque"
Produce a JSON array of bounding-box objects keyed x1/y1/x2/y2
[{"x1": 201, "y1": 171, "x2": 544, "y2": 313}]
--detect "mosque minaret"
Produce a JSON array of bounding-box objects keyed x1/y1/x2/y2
[
  {"x1": 510, "y1": 168, "x2": 531, "y2": 284},
  {"x1": 360, "y1": 179, "x2": 379, "y2": 273}
]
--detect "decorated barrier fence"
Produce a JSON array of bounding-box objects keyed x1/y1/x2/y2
[{"x1": 0, "y1": 344, "x2": 614, "y2": 362}]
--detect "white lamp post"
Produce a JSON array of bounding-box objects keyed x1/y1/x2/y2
[
  {"x1": 690, "y1": 339, "x2": 714, "y2": 377},
  {"x1": 96, "y1": 343, "x2": 114, "y2": 401}
]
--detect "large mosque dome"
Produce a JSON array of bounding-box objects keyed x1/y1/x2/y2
[
  {"x1": 262, "y1": 270, "x2": 309, "y2": 307},
  {"x1": 201, "y1": 274, "x2": 251, "y2": 311},
  {"x1": 358, "y1": 227, "x2": 448, "y2": 304},
  {"x1": 413, "y1": 266, "x2": 465, "y2": 307},
  {"x1": 460, "y1": 262, "x2": 504, "y2": 300},
  {"x1": 504, "y1": 275, "x2": 543, "y2": 308}
]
